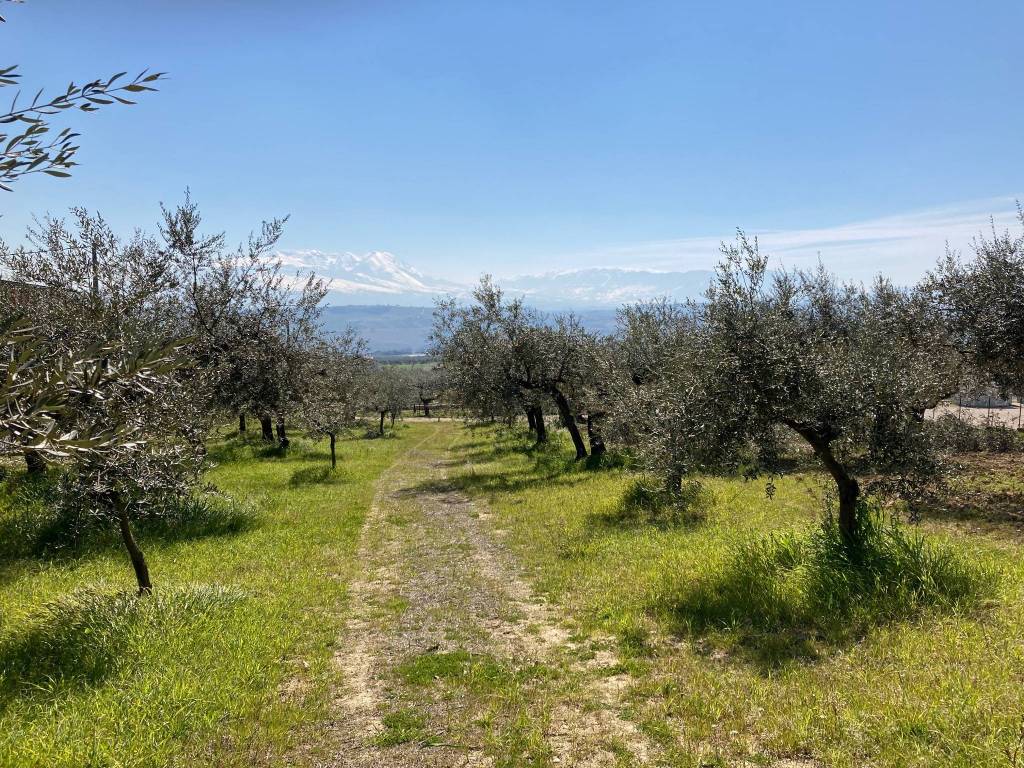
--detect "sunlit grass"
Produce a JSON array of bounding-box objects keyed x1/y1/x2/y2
[
  {"x1": 446, "y1": 424, "x2": 1024, "y2": 767},
  {"x1": 0, "y1": 425, "x2": 412, "y2": 768}
]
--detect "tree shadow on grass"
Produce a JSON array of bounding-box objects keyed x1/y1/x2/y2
[
  {"x1": 585, "y1": 477, "x2": 712, "y2": 534},
  {"x1": 409, "y1": 464, "x2": 594, "y2": 499},
  {"x1": 0, "y1": 478, "x2": 257, "y2": 568},
  {"x1": 0, "y1": 585, "x2": 244, "y2": 711},
  {"x1": 651, "y1": 512, "x2": 998, "y2": 673},
  {"x1": 207, "y1": 434, "x2": 337, "y2": 465},
  {"x1": 288, "y1": 464, "x2": 348, "y2": 487}
]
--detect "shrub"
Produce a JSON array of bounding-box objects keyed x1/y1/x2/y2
[
  {"x1": 928, "y1": 414, "x2": 1022, "y2": 454},
  {"x1": 982, "y1": 425, "x2": 1019, "y2": 453}
]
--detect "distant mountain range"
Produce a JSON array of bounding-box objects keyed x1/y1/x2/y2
[
  {"x1": 321, "y1": 305, "x2": 620, "y2": 356},
  {"x1": 280, "y1": 250, "x2": 713, "y2": 353},
  {"x1": 503, "y1": 267, "x2": 715, "y2": 307},
  {"x1": 277, "y1": 249, "x2": 715, "y2": 308},
  {"x1": 277, "y1": 250, "x2": 462, "y2": 304}
]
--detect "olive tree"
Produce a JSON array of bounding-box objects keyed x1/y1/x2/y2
[
  {"x1": 611, "y1": 301, "x2": 716, "y2": 493},
  {"x1": 699, "y1": 233, "x2": 960, "y2": 543},
  {"x1": 1, "y1": 206, "x2": 211, "y2": 469},
  {"x1": 928, "y1": 205, "x2": 1024, "y2": 394},
  {"x1": 300, "y1": 333, "x2": 371, "y2": 468},
  {"x1": 431, "y1": 278, "x2": 596, "y2": 459},
  {"x1": 0, "y1": 320, "x2": 191, "y2": 594},
  {"x1": 58, "y1": 342, "x2": 197, "y2": 594},
  {"x1": 1, "y1": 208, "x2": 178, "y2": 350},
  {"x1": 158, "y1": 193, "x2": 328, "y2": 444},
  {"x1": 368, "y1": 365, "x2": 414, "y2": 435},
  {"x1": 410, "y1": 366, "x2": 445, "y2": 418},
  {"x1": 431, "y1": 290, "x2": 535, "y2": 429}
]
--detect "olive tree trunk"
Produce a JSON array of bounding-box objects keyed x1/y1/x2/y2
[
  {"x1": 379, "y1": 410, "x2": 386, "y2": 436},
  {"x1": 586, "y1": 413, "x2": 606, "y2": 458},
  {"x1": 788, "y1": 422, "x2": 861, "y2": 543},
  {"x1": 552, "y1": 390, "x2": 587, "y2": 461},
  {"x1": 260, "y1": 414, "x2": 274, "y2": 442},
  {"x1": 276, "y1": 417, "x2": 290, "y2": 448},
  {"x1": 238, "y1": 412, "x2": 247, "y2": 434},
  {"x1": 116, "y1": 502, "x2": 152, "y2": 595},
  {"x1": 329, "y1": 432, "x2": 337, "y2": 469},
  {"x1": 530, "y1": 405, "x2": 547, "y2": 443}
]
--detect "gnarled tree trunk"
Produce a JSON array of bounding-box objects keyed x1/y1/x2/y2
[
  {"x1": 276, "y1": 417, "x2": 289, "y2": 448},
  {"x1": 329, "y1": 432, "x2": 337, "y2": 469},
  {"x1": 238, "y1": 412, "x2": 247, "y2": 434},
  {"x1": 260, "y1": 414, "x2": 274, "y2": 442},
  {"x1": 552, "y1": 390, "x2": 587, "y2": 461},
  {"x1": 787, "y1": 421, "x2": 860, "y2": 544},
  {"x1": 379, "y1": 410, "x2": 386, "y2": 436}
]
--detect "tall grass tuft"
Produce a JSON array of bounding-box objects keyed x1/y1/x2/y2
[
  {"x1": 0, "y1": 585, "x2": 245, "y2": 697},
  {"x1": 608, "y1": 475, "x2": 714, "y2": 528},
  {"x1": 661, "y1": 504, "x2": 997, "y2": 642}
]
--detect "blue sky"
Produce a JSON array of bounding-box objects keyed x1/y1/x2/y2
[{"x1": 1, "y1": 1, "x2": 1021, "y2": 283}]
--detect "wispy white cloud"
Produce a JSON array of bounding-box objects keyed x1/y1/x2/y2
[{"x1": 550, "y1": 196, "x2": 1023, "y2": 284}]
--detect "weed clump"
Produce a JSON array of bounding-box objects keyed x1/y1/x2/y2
[
  {"x1": 611, "y1": 476, "x2": 713, "y2": 527},
  {"x1": 662, "y1": 504, "x2": 997, "y2": 642}
]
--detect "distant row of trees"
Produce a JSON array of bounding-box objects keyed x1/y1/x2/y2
[{"x1": 432, "y1": 208, "x2": 1024, "y2": 545}]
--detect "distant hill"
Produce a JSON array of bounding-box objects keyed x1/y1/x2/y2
[{"x1": 322, "y1": 304, "x2": 619, "y2": 355}]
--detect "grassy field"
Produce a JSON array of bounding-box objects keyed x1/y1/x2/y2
[
  {"x1": 2, "y1": 419, "x2": 1023, "y2": 767},
  {"x1": 443, "y1": 426, "x2": 1024, "y2": 767},
  {"x1": 0, "y1": 426, "x2": 411, "y2": 768}
]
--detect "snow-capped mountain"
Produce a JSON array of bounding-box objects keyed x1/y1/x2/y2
[
  {"x1": 276, "y1": 249, "x2": 714, "y2": 308},
  {"x1": 275, "y1": 250, "x2": 462, "y2": 305}
]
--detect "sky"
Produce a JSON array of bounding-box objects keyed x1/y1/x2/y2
[{"x1": 1, "y1": 0, "x2": 1021, "y2": 285}]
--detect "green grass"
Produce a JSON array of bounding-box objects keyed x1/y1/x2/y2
[
  {"x1": 374, "y1": 708, "x2": 432, "y2": 747},
  {"x1": 0, "y1": 425, "x2": 415, "y2": 768},
  {"x1": 445, "y1": 425, "x2": 1024, "y2": 767}
]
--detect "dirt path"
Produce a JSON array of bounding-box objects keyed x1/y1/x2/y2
[{"x1": 314, "y1": 422, "x2": 656, "y2": 768}]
